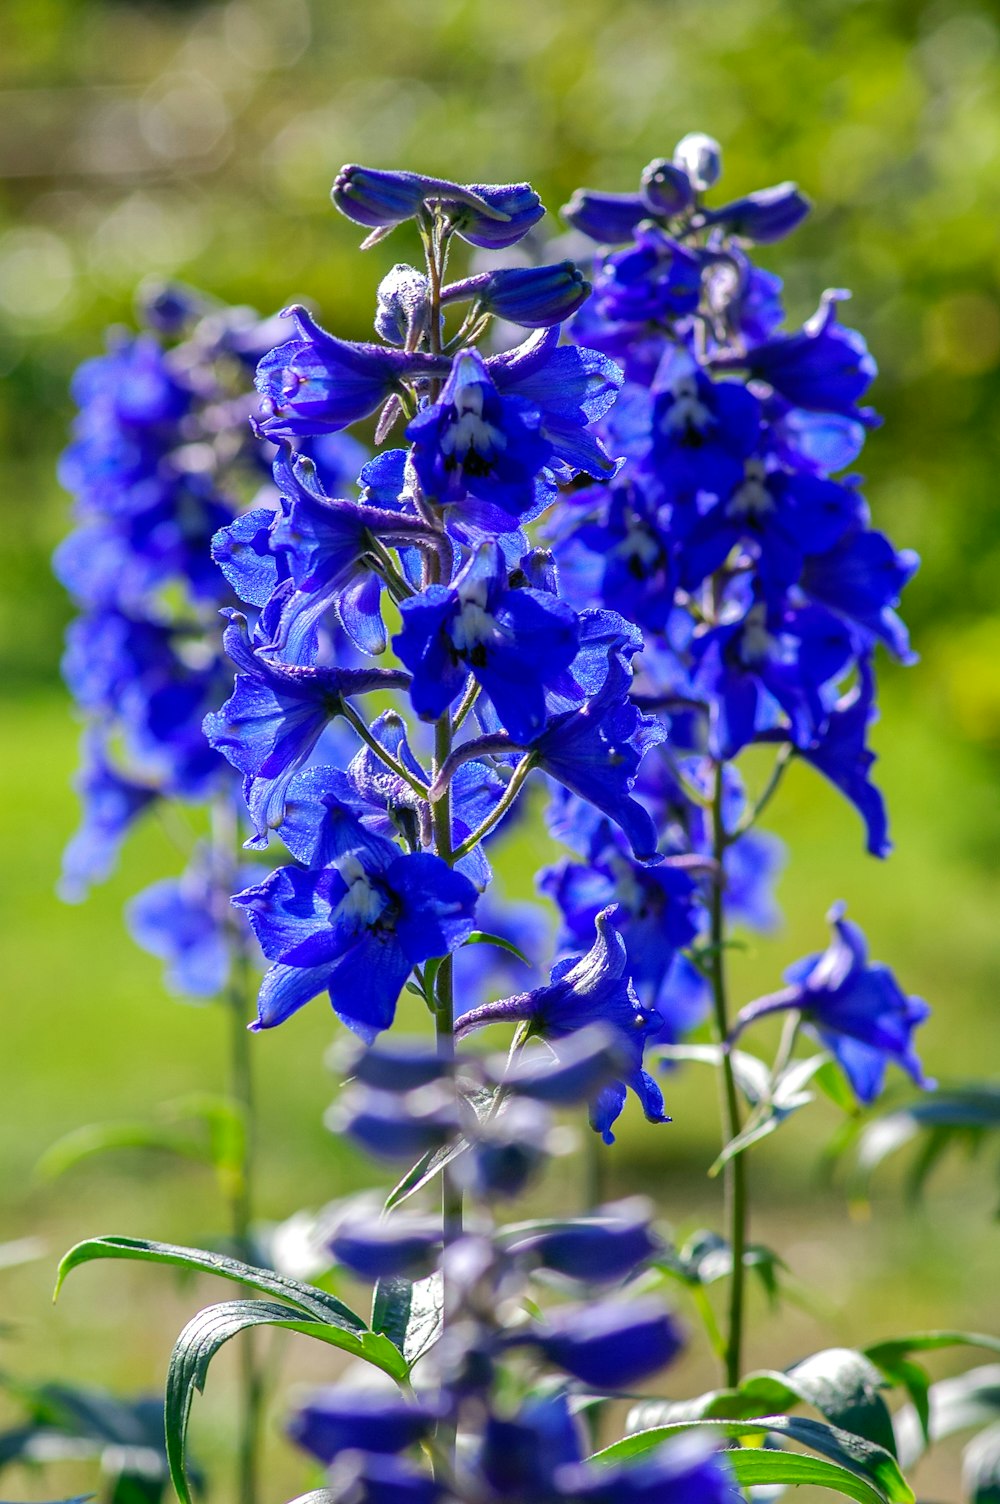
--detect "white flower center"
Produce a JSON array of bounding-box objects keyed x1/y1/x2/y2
[
  {"x1": 661, "y1": 375, "x2": 714, "y2": 434},
  {"x1": 612, "y1": 514, "x2": 661, "y2": 568},
  {"x1": 728, "y1": 460, "x2": 772, "y2": 518},
  {"x1": 451, "y1": 574, "x2": 501, "y2": 655},
  {"x1": 440, "y1": 380, "x2": 507, "y2": 461},
  {"x1": 332, "y1": 853, "x2": 388, "y2": 927}
]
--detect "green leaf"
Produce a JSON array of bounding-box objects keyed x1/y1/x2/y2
[
  {"x1": 401, "y1": 1273, "x2": 443, "y2": 1367},
  {"x1": 658, "y1": 1043, "x2": 771, "y2": 1105},
  {"x1": 591, "y1": 1415, "x2": 913, "y2": 1500},
  {"x1": 37, "y1": 1122, "x2": 214, "y2": 1181},
  {"x1": 164, "y1": 1299, "x2": 407, "y2": 1504},
  {"x1": 55, "y1": 1236, "x2": 365, "y2": 1330},
  {"x1": 895, "y1": 1364, "x2": 1000, "y2": 1470},
  {"x1": 782, "y1": 1347, "x2": 897, "y2": 1455},
  {"x1": 461, "y1": 931, "x2": 531, "y2": 966},
  {"x1": 847, "y1": 1087, "x2": 1000, "y2": 1201},
  {"x1": 709, "y1": 1054, "x2": 830, "y2": 1175},
  {"x1": 726, "y1": 1448, "x2": 895, "y2": 1502},
  {"x1": 371, "y1": 1276, "x2": 412, "y2": 1353},
  {"x1": 815, "y1": 1058, "x2": 862, "y2": 1114},
  {"x1": 864, "y1": 1331, "x2": 1000, "y2": 1369},
  {"x1": 964, "y1": 1421, "x2": 1000, "y2": 1502}
]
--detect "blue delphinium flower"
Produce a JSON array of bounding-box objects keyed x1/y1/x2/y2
[
  {"x1": 203, "y1": 610, "x2": 410, "y2": 846},
  {"x1": 393, "y1": 540, "x2": 579, "y2": 741},
  {"x1": 255, "y1": 305, "x2": 449, "y2": 438},
  {"x1": 734, "y1": 902, "x2": 933, "y2": 1104},
  {"x1": 233, "y1": 836, "x2": 477, "y2": 1037},
  {"x1": 457, "y1": 906, "x2": 668, "y2": 1143}
]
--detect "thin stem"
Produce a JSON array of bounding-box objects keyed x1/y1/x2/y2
[
  {"x1": 213, "y1": 797, "x2": 262, "y2": 1504},
  {"x1": 451, "y1": 675, "x2": 480, "y2": 734},
  {"x1": 730, "y1": 744, "x2": 792, "y2": 841},
  {"x1": 451, "y1": 753, "x2": 536, "y2": 862},
  {"x1": 365, "y1": 537, "x2": 416, "y2": 602},
  {"x1": 708, "y1": 761, "x2": 748, "y2": 1390},
  {"x1": 431, "y1": 712, "x2": 463, "y2": 1248},
  {"x1": 341, "y1": 701, "x2": 430, "y2": 798}
]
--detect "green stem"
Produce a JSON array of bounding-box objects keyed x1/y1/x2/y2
[
  {"x1": 451, "y1": 753, "x2": 536, "y2": 861},
  {"x1": 431, "y1": 712, "x2": 463, "y2": 1246},
  {"x1": 731, "y1": 744, "x2": 792, "y2": 840},
  {"x1": 213, "y1": 798, "x2": 262, "y2": 1504},
  {"x1": 709, "y1": 762, "x2": 748, "y2": 1390},
  {"x1": 227, "y1": 945, "x2": 264, "y2": 1504},
  {"x1": 451, "y1": 675, "x2": 480, "y2": 734},
  {"x1": 341, "y1": 701, "x2": 430, "y2": 798}
]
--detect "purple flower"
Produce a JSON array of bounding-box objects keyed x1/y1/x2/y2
[
  {"x1": 561, "y1": 188, "x2": 649, "y2": 244},
  {"x1": 203, "y1": 611, "x2": 409, "y2": 846},
  {"x1": 255, "y1": 305, "x2": 448, "y2": 438},
  {"x1": 233, "y1": 839, "x2": 477, "y2": 1038},
  {"x1": 444, "y1": 263, "x2": 591, "y2": 329},
  {"x1": 394, "y1": 541, "x2": 580, "y2": 741},
  {"x1": 60, "y1": 731, "x2": 157, "y2": 901},
  {"x1": 731, "y1": 290, "x2": 878, "y2": 422},
  {"x1": 515, "y1": 1298, "x2": 683, "y2": 1388},
  {"x1": 457, "y1": 906, "x2": 668, "y2": 1143},
  {"x1": 288, "y1": 1387, "x2": 438, "y2": 1464},
  {"x1": 735, "y1": 902, "x2": 933, "y2": 1105}
]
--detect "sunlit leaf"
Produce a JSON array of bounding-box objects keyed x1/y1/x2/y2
[
  {"x1": 55, "y1": 1236, "x2": 364, "y2": 1330},
  {"x1": 591, "y1": 1414, "x2": 912, "y2": 1500},
  {"x1": 164, "y1": 1299, "x2": 407, "y2": 1504}
]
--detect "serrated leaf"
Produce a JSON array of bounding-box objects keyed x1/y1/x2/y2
[
  {"x1": 164, "y1": 1299, "x2": 407, "y2": 1504},
  {"x1": 55, "y1": 1236, "x2": 364, "y2": 1330},
  {"x1": 726, "y1": 1448, "x2": 894, "y2": 1501},
  {"x1": 590, "y1": 1414, "x2": 913, "y2": 1500},
  {"x1": 462, "y1": 931, "x2": 531, "y2": 966}
]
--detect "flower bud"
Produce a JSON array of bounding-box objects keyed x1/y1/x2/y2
[
  {"x1": 497, "y1": 1023, "x2": 628, "y2": 1105},
  {"x1": 523, "y1": 1298, "x2": 684, "y2": 1387},
  {"x1": 350, "y1": 1037, "x2": 449, "y2": 1093},
  {"x1": 673, "y1": 132, "x2": 723, "y2": 191},
  {"x1": 374, "y1": 263, "x2": 430, "y2": 346},
  {"x1": 560, "y1": 188, "x2": 648, "y2": 244},
  {"x1": 330, "y1": 1216, "x2": 442, "y2": 1280},
  {"x1": 444, "y1": 262, "x2": 589, "y2": 329},
  {"x1": 331, "y1": 165, "x2": 433, "y2": 229},
  {"x1": 640, "y1": 158, "x2": 695, "y2": 217},
  {"x1": 445, "y1": 181, "x2": 544, "y2": 248},
  {"x1": 329, "y1": 1083, "x2": 460, "y2": 1161},
  {"x1": 288, "y1": 1388, "x2": 438, "y2": 1465},
  {"x1": 503, "y1": 1198, "x2": 660, "y2": 1284},
  {"x1": 704, "y1": 182, "x2": 810, "y2": 243}
]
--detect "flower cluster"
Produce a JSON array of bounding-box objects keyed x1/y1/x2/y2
[
  {"x1": 536, "y1": 132, "x2": 930, "y2": 1102},
  {"x1": 56, "y1": 284, "x2": 283, "y2": 994},
  {"x1": 204, "y1": 167, "x2": 688, "y2": 1141},
  {"x1": 285, "y1": 1026, "x2": 736, "y2": 1503},
  {"x1": 53, "y1": 145, "x2": 941, "y2": 1504}
]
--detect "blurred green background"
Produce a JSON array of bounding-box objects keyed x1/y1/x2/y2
[{"x1": 3, "y1": 0, "x2": 1000, "y2": 1499}]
